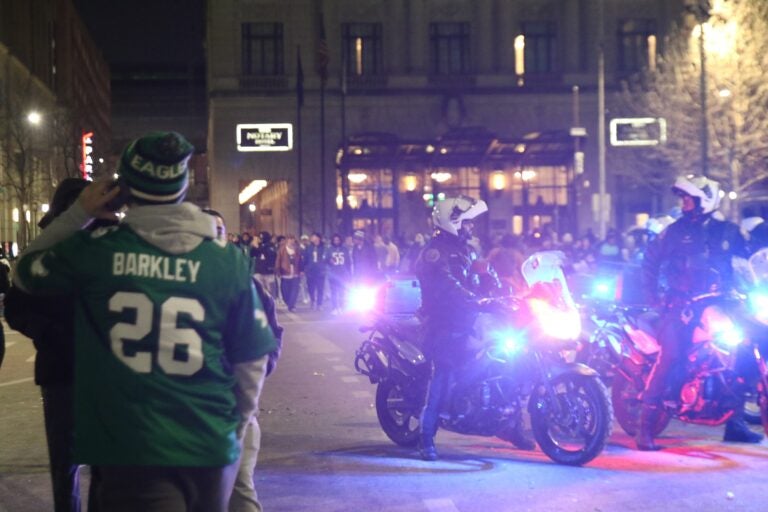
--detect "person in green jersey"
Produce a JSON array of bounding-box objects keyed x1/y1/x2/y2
[{"x1": 13, "y1": 132, "x2": 277, "y2": 512}]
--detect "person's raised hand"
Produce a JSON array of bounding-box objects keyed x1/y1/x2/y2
[{"x1": 77, "y1": 179, "x2": 121, "y2": 220}]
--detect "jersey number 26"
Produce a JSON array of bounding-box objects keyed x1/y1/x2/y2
[{"x1": 109, "y1": 291, "x2": 204, "y2": 376}]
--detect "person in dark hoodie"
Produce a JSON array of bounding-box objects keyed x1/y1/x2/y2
[
  {"x1": 5, "y1": 178, "x2": 95, "y2": 512},
  {"x1": 252, "y1": 231, "x2": 277, "y2": 298},
  {"x1": 302, "y1": 232, "x2": 327, "y2": 310},
  {"x1": 13, "y1": 132, "x2": 277, "y2": 511}
]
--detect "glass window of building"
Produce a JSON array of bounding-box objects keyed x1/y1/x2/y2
[
  {"x1": 617, "y1": 19, "x2": 657, "y2": 73},
  {"x1": 342, "y1": 23, "x2": 383, "y2": 76},
  {"x1": 429, "y1": 22, "x2": 471, "y2": 75},
  {"x1": 517, "y1": 22, "x2": 557, "y2": 74},
  {"x1": 241, "y1": 22, "x2": 284, "y2": 76}
]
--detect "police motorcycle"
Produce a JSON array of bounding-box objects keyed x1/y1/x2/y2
[
  {"x1": 354, "y1": 251, "x2": 613, "y2": 466},
  {"x1": 577, "y1": 296, "x2": 659, "y2": 386},
  {"x1": 609, "y1": 254, "x2": 768, "y2": 438}
]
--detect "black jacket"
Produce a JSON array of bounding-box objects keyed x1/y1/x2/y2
[
  {"x1": 416, "y1": 232, "x2": 481, "y2": 363},
  {"x1": 4, "y1": 286, "x2": 75, "y2": 387},
  {"x1": 252, "y1": 242, "x2": 277, "y2": 275},
  {"x1": 642, "y1": 214, "x2": 747, "y2": 304}
]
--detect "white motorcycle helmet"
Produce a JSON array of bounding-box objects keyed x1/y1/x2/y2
[
  {"x1": 671, "y1": 175, "x2": 721, "y2": 214},
  {"x1": 432, "y1": 195, "x2": 488, "y2": 237}
]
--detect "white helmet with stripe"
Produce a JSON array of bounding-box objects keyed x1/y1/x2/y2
[
  {"x1": 672, "y1": 175, "x2": 721, "y2": 214},
  {"x1": 432, "y1": 195, "x2": 488, "y2": 237}
]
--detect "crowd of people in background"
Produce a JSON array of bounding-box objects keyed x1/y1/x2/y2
[{"x1": 226, "y1": 211, "x2": 768, "y2": 314}]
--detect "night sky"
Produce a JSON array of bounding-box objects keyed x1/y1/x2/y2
[{"x1": 73, "y1": 0, "x2": 205, "y2": 75}]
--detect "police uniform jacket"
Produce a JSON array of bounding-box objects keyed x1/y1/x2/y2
[{"x1": 642, "y1": 214, "x2": 747, "y2": 304}]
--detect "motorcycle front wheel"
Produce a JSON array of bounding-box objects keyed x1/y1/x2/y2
[
  {"x1": 375, "y1": 379, "x2": 423, "y2": 447},
  {"x1": 744, "y1": 392, "x2": 762, "y2": 425},
  {"x1": 611, "y1": 374, "x2": 671, "y2": 437},
  {"x1": 530, "y1": 374, "x2": 613, "y2": 466}
]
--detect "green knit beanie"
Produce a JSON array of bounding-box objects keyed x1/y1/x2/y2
[{"x1": 117, "y1": 131, "x2": 194, "y2": 204}]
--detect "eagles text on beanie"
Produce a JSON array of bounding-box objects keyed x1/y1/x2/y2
[{"x1": 118, "y1": 131, "x2": 194, "y2": 204}]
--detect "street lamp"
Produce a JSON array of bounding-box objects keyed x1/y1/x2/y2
[
  {"x1": 27, "y1": 111, "x2": 42, "y2": 125},
  {"x1": 685, "y1": 0, "x2": 712, "y2": 176}
]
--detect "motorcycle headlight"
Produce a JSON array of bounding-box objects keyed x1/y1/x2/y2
[
  {"x1": 591, "y1": 278, "x2": 616, "y2": 301},
  {"x1": 748, "y1": 290, "x2": 768, "y2": 326},
  {"x1": 710, "y1": 318, "x2": 744, "y2": 348},
  {"x1": 348, "y1": 285, "x2": 379, "y2": 313},
  {"x1": 528, "y1": 298, "x2": 582, "y2": 341},
  {"x1": 693, "y1": 306, "x2": 744, "y2": 348},
  {"x1": 494, "y1": 329, "x2": 525, "y2": 356}
]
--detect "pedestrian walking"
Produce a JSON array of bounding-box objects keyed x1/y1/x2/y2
[
  {"x1": 276, "y1": 235, "x2": 302, "y2": 311},
  {"x1": 302, "y1": 232, "x2": 327, "y2": 310},
  {"x1": 252, "y1": 231, "x2": 278, "y2": 298}
]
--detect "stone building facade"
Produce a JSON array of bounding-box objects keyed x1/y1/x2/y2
[{"x1": 207, "y1": 0, "x2": 685, "y2": 240}]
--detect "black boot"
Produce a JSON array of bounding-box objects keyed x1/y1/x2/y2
[
  {"x1": 724, "y1": 405, "x2": 764, "y2": 443},
  {"x1": 418, "y1": 434, "x2": 438, "y2": 461},
  {"x1": 636, "y1": 404, "x2": 662, "y2": 451},
  {"x1": 497, "y1": 422, "x2": 536, "y2": 451}
]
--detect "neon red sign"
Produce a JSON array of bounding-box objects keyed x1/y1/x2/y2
[{"x1": 81, "y1": 131, "x2": 94, "y2": 180}]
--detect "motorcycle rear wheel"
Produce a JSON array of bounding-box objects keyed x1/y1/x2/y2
[
  {"x1": 375, "y1": 380, "x2": 423, "y2": 447},
  {"x1": 530, "y1": 374, "x2": 613, "y2": 466},
  {"x1": 611, "y1": 374, "x2": 671, "y2": 437}
]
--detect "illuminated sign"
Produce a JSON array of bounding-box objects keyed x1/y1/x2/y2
[
  {"x1": 609, "y1": 118, "x2": 667, "y2": 146},
  {"x1": 236, "y1": 124, "x2": 293, "y2": 152},
  {"x1": 81, "y1": 131, "x2": 94, "y2": 180}
]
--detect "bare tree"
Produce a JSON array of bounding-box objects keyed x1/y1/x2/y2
[
  {"x1": 0, "y1": 77, "x2": 56, "y2": 248},
  {"x1": 614, "y1": 0, "x2": 768, "y2": 218},
  {"x1": 49, "y1": 103, "x2": 85, "y2": 180}
]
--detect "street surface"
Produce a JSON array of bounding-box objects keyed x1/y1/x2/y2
[{"x1": 2, "y1": 305, "x2": 768, "y2": 511}]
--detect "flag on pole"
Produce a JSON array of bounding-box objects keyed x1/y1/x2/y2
[
  {"x1": 315, "y1": 9, "x2": 329, "y2": 85},
  {"x1": 296, "y1": 46, "x2": 304, "y2": 108}
]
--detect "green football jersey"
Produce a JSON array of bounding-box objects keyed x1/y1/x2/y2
[{"x1": 15, "y1": 225, "x2": 277, "y2": 466}]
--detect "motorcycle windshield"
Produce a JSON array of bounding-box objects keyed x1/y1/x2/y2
[
  {"x1": 521, "y1": 251, "x2": 576, "y2": 309},
  {"x1": 747, "y1": 248, "x2": 768, "y2": 325},
  {"x1": 748, "y1": 248, "x2": 768, "y2": 284}
]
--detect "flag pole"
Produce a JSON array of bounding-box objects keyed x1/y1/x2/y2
[
  {"x1": 320, "y1": 78, "x2": 326, "y2": 234},
  {"x1": 316, "y1": 0, "x2": 329, "y2": 235},
  {"x1": 296, "y1": 45, "x2": 304, "y2": 236},
  {"x1": 340, "y1": 48, "x2": 351, "y2": 234}
]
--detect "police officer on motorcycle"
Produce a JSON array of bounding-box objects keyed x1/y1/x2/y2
[
  {"x1": 638, "y1": 175, "x2": 764, "y2": 450},
  {"x1": 415, "y1": 195, "x2": 532, "y2": 460}
]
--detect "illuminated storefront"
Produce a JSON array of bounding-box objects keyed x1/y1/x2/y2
[{"x1": 336, "y1": 128, "x2": 583, "y2": 239}]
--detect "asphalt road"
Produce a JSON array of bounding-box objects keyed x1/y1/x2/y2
[{"x1": 2, "y1": 306, "x2": 768, "y2": 512}]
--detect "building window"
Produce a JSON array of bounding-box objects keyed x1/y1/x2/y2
[
  {"x1": 241, "y1": 22, "x2": 284, "y2": 76},
  {"x1": 342, "y1": 23, "x2": 383, "y2": 76},
  {"x1": 617, "y1": 19, "x2": 657, "y2": 73},
  {"x1": 429, "y1": 22, "x2": 471, "y2": 75},
  {"x1": 516, "y1": 22, "x2": 557, "y2": 75}
]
